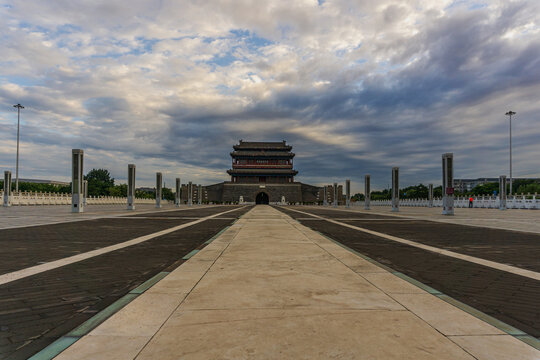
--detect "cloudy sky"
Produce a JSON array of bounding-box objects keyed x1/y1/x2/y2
[{"x1": 0, "y1": 0, "x2": 538, "y2": 192}]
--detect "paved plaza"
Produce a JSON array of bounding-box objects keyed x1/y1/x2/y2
[{"x1": 0, "y1": 204, "x2": 538, "y2": 359}]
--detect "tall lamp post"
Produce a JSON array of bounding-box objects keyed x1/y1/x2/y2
[
  {"x1": 505, "y1": 111, "x2": 516, "y2": 196},
  {"x1": 13, "y1": 104, "x2": 24, "y2": 193}
]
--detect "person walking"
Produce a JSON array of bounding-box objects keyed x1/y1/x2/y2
[{"x1": 469, "y1": 196, "x2": 474, "y2": 208}]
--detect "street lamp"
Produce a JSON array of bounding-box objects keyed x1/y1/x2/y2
[
  {"x1": 505, "y1": 110, "x2": 516, "y2": 196},
  {"x1": 13, "y1": 104, "x2": 24, "y2": 193}
]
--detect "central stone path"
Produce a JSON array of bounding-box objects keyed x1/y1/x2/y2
[{"x1": 55, "y1": 205, "x2": 538, "y2": 359}]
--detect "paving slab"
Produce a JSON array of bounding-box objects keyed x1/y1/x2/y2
[
  {"x1": 53, "y1": 205, "x2": 539, "y2": 359},
  {"x1": 280, "y1": 206, "x2": 540, "y2": 338}
]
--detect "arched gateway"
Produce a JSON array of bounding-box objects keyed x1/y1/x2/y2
[{"x1": 255, "y1": 192, "x2": 269, "y2": 204}]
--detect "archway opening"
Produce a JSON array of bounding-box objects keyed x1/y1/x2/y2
[{"x1": 255, "y1": 192, "x2": 269, "y2": 205}]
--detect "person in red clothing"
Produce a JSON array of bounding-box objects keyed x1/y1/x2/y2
[{"x1": 469, "y1": 196, "x2": 474, "y2": 208}]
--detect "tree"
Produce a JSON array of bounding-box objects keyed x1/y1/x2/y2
[
  {"x1": 85, "y1": 169, "x2": 114, "y2": 196},
  {"x1": 470, "y1": 182, "x2": 498, "y2": 196},
  {"x1": 516, "y1": 183, "x2": 540, "y2": 195},
  {"x1": 162, "y1": 187, "x2": 175, "y2": 201},
  {"x1": 108, "y1": 184, "x2": 127, "y2": 197},
  {"x1": 351, "y1": 193, "x2": 365, "y2": 201}
]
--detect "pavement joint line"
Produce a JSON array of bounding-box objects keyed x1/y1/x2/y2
[
  {"x1": 0, "y1": 206, "x2": 247, "y2": 286},
  {"x1": 182, "y1": 249, "x2": 200, "y2": 260},
  {"x1": 204, "y1": 223, "x2": 234, "y2": 244},
  {"x1": 0, "y1": 205, "x2": 217, "y2": 231},
  {"x1": 129, "y1": 271, "x2": 170, "y2": 294},
  {"x1": 27, "y1": 336, "x2": 79, "y2": 360},
  {"x1": 304, "y1": 205, "x2": 540, "y2": 236},
  {"x1": 283, "y1": 207, "x2": 540, "y2": 281},
  {"x1": 284, "y1": 207, "x2": 540, "y2": 351},
  {"x1": 131, "y1": 219, "x2": 245, "y2": 359},
  {"x1": 27, "y1": 218, "x2": 241, "y2": 360}
]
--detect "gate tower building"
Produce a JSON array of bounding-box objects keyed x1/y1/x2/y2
[
  {"x1": 203, "y1": 140, "x2": 320, "y2": 204},
  {"x1": 227, "y1": 141, "x2": 298, "y2": 184}
]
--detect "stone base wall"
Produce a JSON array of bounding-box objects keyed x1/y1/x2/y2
[
  {"x1": 222, "y1": 183, "x2": 302, "y2": 203},
  {"x1": 202, "y1": 182, "x2": 323, "y2": 204}
]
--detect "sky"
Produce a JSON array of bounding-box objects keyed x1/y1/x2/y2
[{"x1": 0, "y1": 0, "x2": 539, "y2": 192}]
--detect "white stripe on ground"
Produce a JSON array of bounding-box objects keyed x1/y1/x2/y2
[
  {"x1": 0, "y1": 206, "x2": 246, "y2": 286},
  {"x1": 285, "y1": 207, "x2": 540, "y2": 281},
  {"x1": 0, "y1": 205, "x2": 216, "y2": 231}
]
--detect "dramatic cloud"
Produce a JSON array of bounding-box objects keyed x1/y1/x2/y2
[{"x1": 0, "y1": 0, "x2": 539, "y2": 191}]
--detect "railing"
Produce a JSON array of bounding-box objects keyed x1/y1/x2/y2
[
  {"x1": 0, "y1": 191, "x2": 156, "y2": 206},
  {"x1": 352, "y1": 195, "x2": 539, "y2": 210}
]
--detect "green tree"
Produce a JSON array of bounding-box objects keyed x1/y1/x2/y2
[
  {"x1": 85, "y1": 169, "x2": 114, "y2": 196},
  {"x1": 351, "y1": 193, "x2": 365, "y2": 201},
  {"x1": 371, "y1": 189, "x2": 391, "y2": 200},
  {"x1": 516, "y1": 183, "x2": 540, "y2": 194},
  {"x1": 135, "y1": 189, "x2": 154, "y2": 199},
  {"x1": 470, "y1": 182, "x2": 498, "y2": 196},
  {"x1": 108, "y1": 184, "x2": 127, "y2": 197},
  {"x1": 400, "y1": 184, "x2": 429, "y2": 199},
  {"x1": 162, "y1": 187, "x2": 175, "y2": 201}
]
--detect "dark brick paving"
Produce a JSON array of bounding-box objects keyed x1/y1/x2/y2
[
  {"x1": 127, "y1": 205, "x2": 241, "y2": 218},
  {"x1": 0, "y1": 218, "x2": 192, "y2": 275},
  {"x1": 342, "y1": 219, "x2": 540, "y2": 272},
  {"x1": 0, "y1": 206, "x2": 245, "y2": 275},
  {"x1": 0, "y1": 205, "x2": 252, "y2": 360},
  {"x1": 277, "y1": 206, "x2": 540, "y2": 339}
]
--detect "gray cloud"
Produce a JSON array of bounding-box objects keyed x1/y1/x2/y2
[{"x1": 0, "y1": 0, "x2": 539, "y2": 193}]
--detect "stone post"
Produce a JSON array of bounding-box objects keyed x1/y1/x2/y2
[
  {"x1": 83, "y1": 180, "x2": 88, "y2": 207},
  {"x1": 333, "y1": 182, "x2": 338, "y2": 207},
  {"x1": 188, "y1": 181, "x2": 193, "y2": 206},
  {"x1": 499, "y1": 175, "x2": 507, "y2": 210},
  {"x1": 3, "y1": 170, "x2": 11, "y2": 207},
  {"x1": 156, "y1": 172, "x2": 162, "y2": 208},
  {"x1": 323, "y1": 186, "x2": 328, "y2": 206},
  {"x1": 71, "y1": 149, "x2": 84, "y2": 213},
  {"x1": 175, "y1": 178, "x2": 181, "y2": 207},
  {"x1": 198, "y1": 184, "x2": 202, "y2": 205},
  {"x1": 364, "y1": 174, "x2": 371, "y2": 210},
  {"x1": 428, "y1": 183, "x2": 433, "y2": 208},
  {"x1": 392, "y1": 167, "x2": 399, "y2": 212},
  {"x1": 442, "y1": 153, "x2": 454, "y2": 215},
  {"x1": 127, "y1": 164, "x2": 136, "y2": 210},
  {"x1": 346, "y1": 179, "x2": 351, "y2": 208}
]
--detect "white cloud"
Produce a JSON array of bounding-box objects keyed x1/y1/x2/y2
[{"x1": 0, "y1": 0, "x2": 538, "y2": 190}]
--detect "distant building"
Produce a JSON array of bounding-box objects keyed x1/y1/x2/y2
[
  {"x1": 203, "y1": 140, "x2": 322, "y2": 204},
  {"x1": 16, "y1": 178, "x2": 70, "y2": 186},
  {"x1": 454, "y1": 177, "x2": 540, "y2": 193}
]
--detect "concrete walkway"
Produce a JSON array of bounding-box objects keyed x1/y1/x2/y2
[{"x1": 55, "y1": 206, "x2": 539, "y2": 359}]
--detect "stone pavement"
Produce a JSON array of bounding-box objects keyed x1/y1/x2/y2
[
  {"x1": 54, "y1": 205, "x2": 539, "y2": 359},
  {"x1": 334, "y1": 205, "x2": 540, "y2": 234},
  {"x1": 0, "y1": 203, "x2": 195, "y2": 230}
]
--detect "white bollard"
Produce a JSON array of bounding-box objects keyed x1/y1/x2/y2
[
  {"x1": 364, "y1": 175, "x2": 371, "y2": 210},
  {"x1": 428, "y1": 183, "x2": 433, "y2": 208},
  {"x1": 127, "y1": 164, "x2": 136, "y2": 210},
  {"x1": 156, "y1": 172, "x2": 162, "y2": 208},
  {"x1": 499, "y1": 175, "x2": 507, "y2": 210},
  {"x1": 188, "y1": 181, "x2": 193, "y2": 207},
  {"x1": 333, "y1": 182, "x2": 338, "y2": 207},
  {"x1": 83, "y1": 180, "x2": 88, "y2": 207},
  {"x1": 3, "y1": 171, "x2": 11, "y2": 207},
  {"x1": 175, "y1": 177, "x2": 181, "y2": 207},
  {"x1": 392, "y1": 167, "x2": 399, "y2": 212},
  {"x1": 71, "y1": 149, "x2": 84, "y2": 213},
  {"x1": 442, "y1": 153, "x2": 454, "y2": 215},
  {"x1": 346, "y1": 179, "x2": 351, "y2": 208}
]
